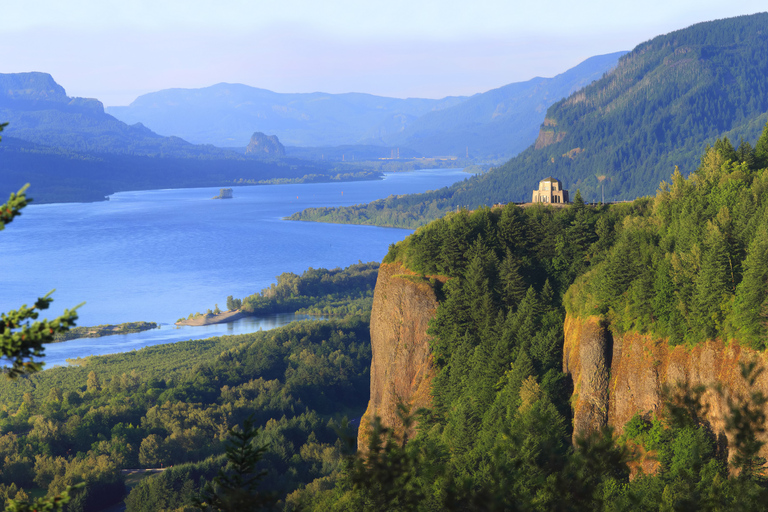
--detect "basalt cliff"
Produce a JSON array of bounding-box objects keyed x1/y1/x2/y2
[
  {"x1": 562, "y1": 314, "x2": 768, "y2": 455},
  {"x1": 358, "y1": 262, "x2": 445, "y2": 447}
]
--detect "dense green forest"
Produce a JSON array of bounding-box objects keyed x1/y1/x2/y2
[
  {"x1": 566, "y1": 130, "x2": 768, "y2": 348},
  {"x1": 6, "y1": 93, "x2": 768, "y2": 510},
  {"x1": 288, "y1": 13, "x2": 768, "y2": 229}
]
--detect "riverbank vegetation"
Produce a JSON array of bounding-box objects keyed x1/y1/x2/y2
[
  {"x1": 184, "y1": 262, "x2": 379, "y2": 323},
  {"x1": 52, "y1": 321, "x2": 158, "y2": 342}
]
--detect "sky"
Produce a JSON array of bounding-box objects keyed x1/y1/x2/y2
[{"x1": 0, "y1": 1, "x2": 765, "y2": 106}]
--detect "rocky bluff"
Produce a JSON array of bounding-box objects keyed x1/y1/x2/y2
[
  {"x1": 562, "y1": 315, "x2": 768, "y2": 455},
  {"x1": 358, "y1": 262, "x2": 445, "y2": 447},
  {"x1": 245, "y1": 131, "x2": 285, "y2": 157}
]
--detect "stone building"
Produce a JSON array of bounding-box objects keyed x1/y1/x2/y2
[{"x1": 532, "y1": 177, "x2": 569, "y2": 204}]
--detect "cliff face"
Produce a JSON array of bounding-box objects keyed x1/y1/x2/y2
[
  {"x1": 564, "y1": 313, "x2": 768, "y2": 457},
  {"x1": 358, "y1": 262, "x2": 445, "y2": 447}
]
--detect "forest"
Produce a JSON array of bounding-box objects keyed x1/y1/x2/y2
[{"x1": 0, "y1": 318, "x2": 372, "y2": 511}]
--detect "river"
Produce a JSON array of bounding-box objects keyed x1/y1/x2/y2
[{"x1": 0, "y1": 169, "x2": 467, "y2": 365}]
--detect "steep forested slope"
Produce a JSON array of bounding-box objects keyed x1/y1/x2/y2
[
  {"x1": 487, "y1": 12, "x2": 768, "y2": 202},
  {"x1": 290, "y1": 13, "x2": 768, "y2": 228}
]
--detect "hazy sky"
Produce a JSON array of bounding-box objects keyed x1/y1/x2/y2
[{"x1": 1, "y1": 1, "x2": 765, "y2": 106}]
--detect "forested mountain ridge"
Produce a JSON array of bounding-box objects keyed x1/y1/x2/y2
[
  {"x1": 289, "y1": 12, "x2": 768, "y2": 229},
  {"x1": 495, "y1": 12, "x2": 768, "y2": 202}
]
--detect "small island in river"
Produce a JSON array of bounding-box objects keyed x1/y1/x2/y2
[
  {"x1": 53, "y1": 321, "x2": 158, "y2": 342},
  {"x1": 212, "y1": 188, "x2": 233, "y2": 199}
]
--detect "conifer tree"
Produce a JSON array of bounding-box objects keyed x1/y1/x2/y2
[{"x1": 754, "y1": 120, "x2": 768, "y2": 169}]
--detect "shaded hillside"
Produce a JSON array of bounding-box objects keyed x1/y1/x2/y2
[
  {"x1": 0, "y1": 134, "x2": 372, "y2": 203},
  {"x1": 375, "y1": 52, "x2": 626, "y2": 160},
  {"x1": 107, "y1": 84, "x2": 467, "y2": 147},
  {"x1": 289, "y1": 13, "x2": 768, "y2": 228},
  {"x1": 490, "y1": 12, "x2": 768, "y2": 202},
  {"x1": 0, "y1": 73, "x2": 382, "y2": 203}
]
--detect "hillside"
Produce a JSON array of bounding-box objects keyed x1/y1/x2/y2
[
  {"x1": 290, "y1": 125, "x2": 768, "y2": 510},
  {"x1": 289, "y1": 12, "x2": 768, "y2": 228},
  {"x1": 5, "y1": 126, "x2": 768, "y2": 509},
  {"x1": 489, "y1": 12, "x2": 768, "y2": 202},
  {"x1": 0, "y1": 72, "x2": 236, "y2": 159}
]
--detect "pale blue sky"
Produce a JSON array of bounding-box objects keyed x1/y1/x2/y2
[{"x1": 0, "y1": 1, "x2": 765, "y2": 106}]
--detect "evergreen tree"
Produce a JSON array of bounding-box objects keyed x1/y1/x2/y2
[
  {"x1": 755, "y1": 121, "x2": 768, "y2": 169},
  {"x1": 692, "y1": 223, "x2": 732, "y2": 339}
]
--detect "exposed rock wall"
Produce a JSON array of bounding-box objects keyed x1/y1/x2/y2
[
  {"x1": 358, "y1": 262, "x2": 445, "y2": 448},
  {"x1": 564, "y1": 313, "x2": 768, "y2": 457}
]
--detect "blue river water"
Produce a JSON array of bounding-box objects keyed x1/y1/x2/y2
[{"x1": 0, "y1": 169, "x2": 468, "y2": 366}]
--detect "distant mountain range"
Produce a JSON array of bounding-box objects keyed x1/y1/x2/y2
[
  {"x1": 106, "y1": 53, "x2": 625, "y2": 160},
  {"x1": 107, "y1": 86, "x2": 467, "y2": 149}
]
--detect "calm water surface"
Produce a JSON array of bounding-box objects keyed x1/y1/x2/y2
[{"x1": 0, "y1": 169, "x2": 467, "y2": 364}]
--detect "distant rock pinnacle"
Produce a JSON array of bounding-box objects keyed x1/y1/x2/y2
[{"x1": 245, "y1": 132, "x2": 285, "y2": 157}]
